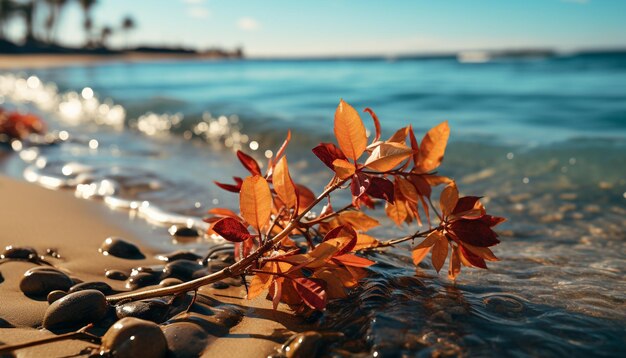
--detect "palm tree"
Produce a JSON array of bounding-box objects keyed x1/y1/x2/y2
[
  {"x1": 120, "y1": 15, "x2": 135, "y2": 49},
  {"x1": 100, "y1": 25, "x2": 111, "y2": 47},
  {"x1": 78, "y1": 0, "x2": 96, "y2": 46},
  {"x1": 0, "y1": 0, "x2": 17, "y2": 40},
  {"x1": 43, "y1": 0, "x2": 68, "y2": 44}
]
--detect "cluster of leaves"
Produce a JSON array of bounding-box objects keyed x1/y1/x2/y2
[
  {"x1": 204, "y1": 100, "x2": 505, "y2": 311},
  {"x1": 0, "y1": 108, "x2": 46, "y2": 140}
]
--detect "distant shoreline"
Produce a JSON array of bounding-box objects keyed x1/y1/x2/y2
[{"x1": 0, "y1": 51, "x2": 243, "y2": 70}]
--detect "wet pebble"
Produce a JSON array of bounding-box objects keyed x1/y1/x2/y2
[
  {"x1": 115, "y1": 299, "x2": 170, "y2": 323},
  {"x1": 46, "y1": 290, "x2": 66, "y2": 304},
  {"x1": 169, "y1": 226, "x2": 200, "y2": 238},
  {"x1": 100, "y1": 317, "x2": 167, "y2": 358},
  {"x1": 43, "y1": 289, "x2": 108, "y2": 329},
  {"x1": 19, "y1": 267, "x2": 73, "y2": 297},
  {"x1": 212, "y1": 281, "x2": 229, "y2": 290},
  {"x1": 69, "y1": 281, "x2": 113, "y2": 295},
  {"x1": 162, "y1": 259, "x2": 203, "y2": 281},
  {"x1": 105, "y1": 269, "x2": 128, "y2": 281},
  {"x1": 99, "y1": 237, "x2": 144, "y2": 259},
  {"x1": 280, "y1": 331, "x2": 324, "y2": 358},
  {"x1": 157, "y1": 250, "x2": 202, "y2": 262},
  {"x1": 1, "y1": 246, "x2": 37, "y2": 260},
  {"x1": 162, "y1": 322, "x2": 208, "y2": 357},
  {"x1": 159, "y1": 278, "x2": 183, "y2": 287},
  {"x1": 126, "y1": 272, "x2": 161, "y2": 289}
]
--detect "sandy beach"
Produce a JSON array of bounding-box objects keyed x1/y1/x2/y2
[
  {"x1": 0, "y1": 52, "x2": 236, "y2": 70},
  {"x1": 0, "y1": 176, "x2": 303, "y2": 357}
]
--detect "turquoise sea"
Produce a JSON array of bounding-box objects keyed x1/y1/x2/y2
[{"x1": 1, "y1": 52, "x2": 625, "y2": 356}]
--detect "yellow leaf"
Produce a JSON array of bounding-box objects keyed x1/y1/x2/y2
[
  {"x1": 440, "y1": 181, "x2": 459, "y2": 217},
  {"x1": 417, "y1": 121, "x2": 450, "y2": 173},
  {"x1": 273, "y1": 156, "x2": 297, "y2": 209},
  {"x1": 412, "y1": 246, "x2": 431, "y2": 265},
  {"x1": 334, "y1": 99, "x2": 367, "y2": 161},
  {"x1": 364, "y1": 142, "x2": 413, "y2": 172},
  {"x1": 431, "y1": 234, "x2": 448, "y2": 273},
  {"x1": 240, "y1": 175, "x2": 272, "y2": 232},
  {"x1": 448, "y1": 245, "x2": 461, "y2": 280},
  {"x1": 332, "y1": 159, "x2": 356, "y2": 180}
]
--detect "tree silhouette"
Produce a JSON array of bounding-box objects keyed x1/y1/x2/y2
[
  {"x1": 79, "y1": 0, "x2": 97, "y2": 47},
  {"x1": 120, "y1": 15, "x2": 134, "y2": 49}
]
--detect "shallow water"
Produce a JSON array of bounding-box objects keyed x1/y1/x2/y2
[{"x1": 1, "y1": 54, "x2": 625, "y2": 356}]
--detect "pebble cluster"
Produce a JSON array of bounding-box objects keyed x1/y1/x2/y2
[{"x1": 1, "y1": 238, "x2": 253, "y2": 357}]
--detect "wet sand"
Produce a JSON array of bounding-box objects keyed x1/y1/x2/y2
[
  {"x1": 0, "y1": 52, "x2": 236, "y2": 70},
  {"x1": 0, "y1": 176, "x2": 302, "y2": 357}
]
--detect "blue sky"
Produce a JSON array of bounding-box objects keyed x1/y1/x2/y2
[{"x1": 11, "y1": 0, "x2": 626, "y2": 56}]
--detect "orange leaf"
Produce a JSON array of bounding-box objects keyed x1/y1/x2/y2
[
  {"x1": 385, "y1": 201, "x2": 407, "y2": 226},
  {"x1": 415, "y1": 230, "x2": 444, "y2": 250},
  {"x1": 273, "y1": 156, "x2": 297, "y2": 209},
  {"x1": 336, "y1": 211, "x2": 380, "y2": 232},
  {"x1": 354, "y1": 233, "x2": 380, "y2": 251},
  {"x1": 417, "y1": 121, "x2": 450, "y2": 173},
  {"x1": 388, "y1": 126, "x2": 409, "y2": 143},
  {"x1": 396, "y1": 177, "x2": 419, "y2": 204},
  {"x1": 332, "y1": 159, "x2": 356, "y2": 180},
  {"x1": 364, "y1": 142, "x2": 413, "y2": 172},
  {"x1": 239, "y1": 175, "x2": 272, "y2": 232},
  {"x1": 408, "y1": 125, "x2": 420, "y2": 166},
  {"x1": 363, "y1": 108, "x2": 382, "y2": 143},
  {"x1": 295, "y1": 184, "x2": 315, "y2": 215},
  {"x1": 412, "y1": 246, "x2": 431, "y2": 265},
  {"x1": 332, "y1": 253, "x2": 375, "y2": 268},
  {"x1": 247, "y1": 262, "x2": 276, "y2": 299},
  {"x1": 431, "y1": 234, "x2": 448, "y2": 273},
  {"x1": 448, "y1": 245, "x2": 461, "y2": 280},
  {"x1": 334, "y1": 99, "x2": 367, "y2": 161},
  {"x1": 440, "y1": 182, "x2": 459, "y2": 217},
  {"x1": 312, "y1": 269, "x2": 347, "y2": 298}
]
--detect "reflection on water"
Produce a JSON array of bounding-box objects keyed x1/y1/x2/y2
[{"x1": 1, "y1": 57, "x2": 626, "y2": 356}]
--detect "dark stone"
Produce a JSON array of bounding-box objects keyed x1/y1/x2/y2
[
  {"x1": 43, "y1": 290, "x2": 108, "y2": 330},
  {"x1": 19, "y1": 267, "x2": 73, "y2": 297},
  {"x1": 1, "y1": 246, "x2": 37, "y2": 260},
  {"x1": 105, "y1": 269, "x2": 128, "y2": 281},
  {"x1": 162, "y1": 322, "x2": 208, "y2": 357},
  {"x1": 170, "y1": 227, "x2": 199, "y2": 238},
  {"x1": 126, "y1": 272, "x2": 160, "y2": 289},
  {"x1": 115, "y1": 299, "x2": 170, "y2": 323},
  {"x1": 212, "y1": 281, "x2": 229, "y2": 290},
  {"x1": 100, "y1": 317, "x2": 167, "y2": 358},
  {"x1": 157, "y1": 250, "x2": 202, "y2": 262},
  {"x1": 46, "y1": 290, "x2": 67, "y2": 304},
  {"x1": 162, "y1": 260, "x2": 203, "y2": 281},
  {"x1": 99, "y1": 237, "x2": 145, "y2": 259},
  {"x1": 69, "y1": 281, "x2": 113, "y2": 295},
  {"x1": 159, "y1": 278, "x2": 183, "y2": 287}
]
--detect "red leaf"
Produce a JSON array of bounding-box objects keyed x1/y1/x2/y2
[
  {"x1": 459, "y1": 244, "x2": 488, "y2": 269},
  {"x1": 213, "y1": 179, "x2": 242, "y2": 193},
  {"x1": 237, "y1": 150, "x2": 262, "y2": 176},
  {"x1": 480, "y1": 215, "x2": 507, "y2": 227},
  {"x1": 350, "y1": 173, "x2": 371, "y2": 200},
  {"x1": 212, "y1": 217, "x2": 253, "y2": 242},
  {"x1": 312, "y1": 143, "x2": 347, "y2": 169},
  {"x1": 323, "y1": 225, "x2": 358, "y2": 256},
  {"x1": 292, "y1": 277, "x2": 327, "y2": 310},
  {"x1": 366, "y1": 176, "x2": 395, "y2": 203},
  {"x1": 449, "y1": 219, "x2": 500, "y2": 247},
  {"x1": 453, "y1": 196, "x2": 482, "y2": 214}
]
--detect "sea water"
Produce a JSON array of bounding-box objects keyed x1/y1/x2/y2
[{"x1": 1, "y1": 53, "x2": 625, "y2": 356}]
